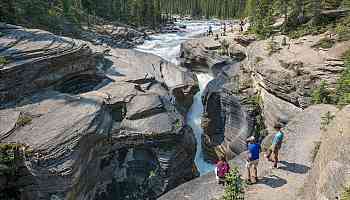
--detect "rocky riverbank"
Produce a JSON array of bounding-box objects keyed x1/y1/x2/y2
[
  {"x1": 159, "y1": 22, "x2": 350, "y2": 200},
  {"x1": 0, "y1": 23, "x2": 199, "y2": 200}
]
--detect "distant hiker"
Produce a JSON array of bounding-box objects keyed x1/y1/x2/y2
[
  {"x1": 221, "y1": 23, "x2": 226, "y2": 36},
  {"x1": 208, "y1": 25, "x2": 213, "y2": 36},
  {"x1": 159, "y1": 60, "x2": 164, "y2": 79},
  {"x1": 144, "y1": 72, "x2": 149, "y2": 80},
  {"x1": 240, "y1": 20, "x2": 244, "y2": 32},
  {"x1": 265, "y1": 123, "x2": 284, "y2": 168},
  {"x1": 215, "y1": 156, "x2": 230, "y2": 185},
  {"x1": 223, "y1": 23, "x2": 226, "y2": 35},
  {"x1": 246, "y1": 136, "x2": 261, "y2": 184}
]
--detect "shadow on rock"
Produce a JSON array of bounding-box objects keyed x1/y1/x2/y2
[
  {"x1": 258, "y1": 175, "x2": 287, "y2": 188},
  {"x1": 279, "y1": 160, "x2": 310, "y2": 174}
]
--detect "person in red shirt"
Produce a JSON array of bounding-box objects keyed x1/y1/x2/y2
[{"x1": 215, "y1": 156, "x2": 230, "y2": 185}]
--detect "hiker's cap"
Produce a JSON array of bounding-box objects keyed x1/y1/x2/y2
[
  {"x1": 247, "y1": 136, "x2": 255, "y2": 142},
  {"x1": 274, "y1": 123, "x2": 283, "y2": 129}
]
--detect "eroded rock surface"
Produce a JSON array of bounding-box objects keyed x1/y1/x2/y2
[
  {"x1": 0, "y1": 24, "x2": 104, "y2": 104},
  {"x1": 302, "y1": 105, "x2": 350, "y2": 200},
  {"x1": 180, "y1": 38, "x2": 231, "y2": 73},
  {"x1": 201, "y1": 65, "x2": 258, "y2": 161},
  {"x1": 180, "y1": 38, "x2": 260, "y2": 162},
  {"x1": 0, "y1": 24, "x2": 199, "y2": 200},
  {"x1": 244, "y1": 34, "x2": 350, "y2": 133},
  {"x1": 80, "y1": 24, "x2": 147, "y2": 48}
]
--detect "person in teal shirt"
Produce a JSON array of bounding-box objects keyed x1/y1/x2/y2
[{"x1": 265, "y1": 123, "x2": 284, "y2": 168}]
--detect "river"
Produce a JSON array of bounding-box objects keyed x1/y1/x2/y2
[{"x1": 136, "y1": 21, "x2": 220, "y2": 175}]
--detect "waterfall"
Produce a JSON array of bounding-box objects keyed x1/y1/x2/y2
[{"x1": 187, "y1": 73, "x2": 216, "y2": 175}]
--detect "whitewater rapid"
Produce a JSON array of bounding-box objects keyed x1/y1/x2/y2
[
  {"x1": 136, "y1": 21, "x2": 220, "y2": 64},
  {"x1": 136, "y1": 21, "x2": 218, "y2": 175}
]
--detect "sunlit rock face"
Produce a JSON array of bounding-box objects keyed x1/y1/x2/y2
[
  {"x1": 180, "y1": 38, "x2": 257, "y2": 162},
  {"x1": 201, "y1": 68, "x2": 256, "y2": 162},
  {"x1": 0, "y1": 24, "x2": 199, "y2": 200},
  {"x1": 0, "y1": 24, "x2": 104, "y2": 104}
]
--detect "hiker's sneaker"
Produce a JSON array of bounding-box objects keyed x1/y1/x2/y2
[
  {"x1": 270, "y1": 166, "x2": 278, "y2": 169},
  {"x1": 245, "y1": 179, "x2": 253, "y2": 185}
]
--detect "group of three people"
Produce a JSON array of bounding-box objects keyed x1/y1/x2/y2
[{"x1": 215, "y1": 123, "x2": 285, "y2": 184}]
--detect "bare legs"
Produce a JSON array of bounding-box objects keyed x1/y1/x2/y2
[
  {"x1": 247, "y1": 162, "x2": 258, "y2": 183},
  {"x1": 266, "y1": 148, "x2": 279, "y2": 168}
]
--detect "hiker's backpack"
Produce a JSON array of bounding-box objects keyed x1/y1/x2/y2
[{"x1": 217, "y1": 162, "x2": 230, "y2": 178}]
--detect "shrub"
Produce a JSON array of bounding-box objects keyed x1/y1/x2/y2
[
  {"x1": 311, "y1": 141, "x2": 321, "y2": 162},
  {"x1": 320, "y1": 111, "x2": 335, "y2": 131},
  {"x1": 334, "y1": 51, "x2": 350, "y2": 107},
  {"x1": 341, "y1": 186, "x2": 350, "y2": 200},
  {"x1": 312, "y1": 38, "x2": 335, "y2": 49},
  {"x1": 0, "y1": 56, "x2": 9, "y2": 66},
  {"x1": 288, "y1": 24, "x2": 327, "y2": 39},
  {"x1": 16, "y1": 114, "x2": 32, "y2": 127},
  {"x1": 311, "y1": 81, "x2": 332, "y2": 104},
  {"x1": 255, "y1": 57, "x2": 263, "y2": 63},
  {"x1": 222, "y1": 167, "x2": 245, "y2": 200},
  {"x1": 335, "y1": 16, "x2": 350, "y2": 42}
]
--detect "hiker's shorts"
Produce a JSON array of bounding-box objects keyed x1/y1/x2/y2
[
  {"x1": 270, "y1": 143, "x2": 282, "y2": 152},
  {"x1": 246, "y1": 159, "x2": 259, "y2": 168}
]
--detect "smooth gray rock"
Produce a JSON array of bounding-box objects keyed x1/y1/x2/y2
[
  {"x1": 0, "y1": 24, "x2": 103, "y2": 104},
  {"x1": 0, "y1": 25, "x2": 199, "y2": 200}
]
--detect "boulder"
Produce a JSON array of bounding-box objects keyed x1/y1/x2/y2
[
  {"x1": 180, "y1": 39, "x2": 229, "y2": 72},
  {"x1": 103, "y1": 47, "x2": 199, "y2": 114}
]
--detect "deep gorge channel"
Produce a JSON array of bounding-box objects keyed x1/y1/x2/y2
[{"x1": 136, "y1": 21, "x2": 220, "y2": 175}]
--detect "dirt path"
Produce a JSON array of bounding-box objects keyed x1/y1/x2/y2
[{"x1": 244, "y1": 105, "x2": 338, "y2": 200}]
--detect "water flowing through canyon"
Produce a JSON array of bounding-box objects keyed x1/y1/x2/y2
[{"x1": 136, "y1": 21, "x2": 219, "y2": 175}]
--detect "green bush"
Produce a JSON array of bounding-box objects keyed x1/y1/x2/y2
[
  {"x1": 312, "y1": 38, "x2": 335, "y2": 49},
  {"x1": 288, "y1": 24, "x2": 328, "y2": 39},
  {"x1": 335, "y1": 51, "x2": 350, "y2": 106},
  {"x1": 320, "y1": 111, "x2": 335, "y2": 131},
  {"x1": 311, "y1": 81, "x2": 332, "y2": 104},
  {"x1": 16, "y1": 114, "x2": 32, "y2": 127},
  {"x1": 0, "y1": 56, "x2": 9, "y2": 66},
  {"x1": 341, "y1": 186, "x2": 350, "y2": 200},
  {"x1": 311, "y1": 141, "x2": 321, "y2": 162},
  {"x1": 255, "y1": 57, "x2": 263, "y2": 63},
  {"x1": 335, "y1": 16, "x2": 350, "y2": 42},
  {"x1": 222, "y1": 167, "x2": 245, "y2": 200}
]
